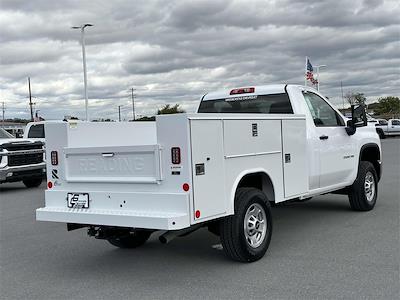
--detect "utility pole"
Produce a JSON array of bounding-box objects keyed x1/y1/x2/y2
[
  {"x1": 131, "y1": 88, "x2": 136, "y2": 121},
  {"x1": 1, "y1": 102, "x2": 5, "y2": 127},
  {"x1": 340, "y1": 81, "x2": 344, "y2": 109},
  {"x1": 118, "y1": 105, "x2": 123, "y2": 122},
  {"x1": 28, "y1": 77, "x2": 34, "y2": 121}
]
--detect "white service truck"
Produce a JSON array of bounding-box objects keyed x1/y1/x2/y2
[{"x1": 36, "y1": 85, "x2": 382, "y2": 262}]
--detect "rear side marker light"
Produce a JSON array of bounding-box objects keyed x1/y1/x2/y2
[
  {"x1": 195, "y1": 210, "x2": 201, "y2": 218},
  {"x1": 171, "y1": 147, "x2": 181, "y2": 164},
  {"x1": 182, "y1": 183, "x2": 190, "y2": 192},
  {"x1": 51, "y1": 151, "x2": 58, "y2": 166},
  {"x1": 230, "y1": 87, "x2": 255, "y2": 95},
  {"x1": 47, "y1": 181, "x2": 53, "y2": 189}
]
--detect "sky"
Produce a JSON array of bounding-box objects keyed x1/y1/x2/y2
[{"x1": 0, "y1": 0, "x2": 399, "y2": 121}]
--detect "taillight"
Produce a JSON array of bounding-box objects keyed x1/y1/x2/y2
[
  {"x1": 230, "y1": 87, "x2": 255, "y2": 95},
  {"x1": 171, "y1": 147, "x2": 181, "y2": 164},
  {"x1": 51, "y1": 151, "x2": 58, "y2": 165}
]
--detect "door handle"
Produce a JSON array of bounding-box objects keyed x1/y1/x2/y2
[
  {"x1": 102, "y1": 152, "x2": 115, "y2": 157},
  {"x1": 319, "y1": 135, "x2": 329, "y2": 140}
]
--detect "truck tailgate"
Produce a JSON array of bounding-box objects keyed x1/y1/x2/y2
[{"x1": 64, "y1": 145, "x2": 162, "y2": 183}]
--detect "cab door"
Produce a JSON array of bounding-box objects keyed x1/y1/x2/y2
[{"x1": 302, "y1": 91, "x2": 356, "y2": 188}]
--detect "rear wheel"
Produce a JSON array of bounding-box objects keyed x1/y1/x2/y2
[
  {"x1": 107, "y1": 230, "x2": 152, "y2": 248},
  {"x1": 348, "y1": 161, "x2": 378, "y2": 211},
  {"x1": 220, "y1": 188, "x2": 272, "y2": 262},
  {"x1": 23, "y1": 177, "x2": 42, "y2": 188}
]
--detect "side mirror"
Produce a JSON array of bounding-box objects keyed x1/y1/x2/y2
[
  {"x1": 352, "y1": 104, "x2": 367, "y2": 127},
  {"x1": 345, "y1": 120, "x2": 356, "y2": 135},
  {"x1": 345, "y1": 104, "x2": 367, "y2": 136}
]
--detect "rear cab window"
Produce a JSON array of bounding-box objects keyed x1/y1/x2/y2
[
  {"x1": 28, "y1": 124, "x2": 45, "y2": 138},
  {"x1": 198, "y1": 93, "x2": 294, "y2": 114}
]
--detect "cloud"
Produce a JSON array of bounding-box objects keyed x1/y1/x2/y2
[{"x1": 0, "y1": 0, "x2": 399, "y2": 120}]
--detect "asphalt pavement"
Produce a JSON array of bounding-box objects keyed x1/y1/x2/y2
[{"x1": 1, "y1": 138, "x2": 399, "y2": 299}]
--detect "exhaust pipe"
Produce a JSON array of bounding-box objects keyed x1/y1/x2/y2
[{"x1": 159, "y1": 225, "x2": 202, "y2": 244}]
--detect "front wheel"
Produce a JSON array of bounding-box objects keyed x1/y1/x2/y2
[
  {"x1": 348, "y1": 161, "x2": 378, "y2": 211},
  {"x1": 107, "y1": 230, "x2": 152, "y2": 248},
  {"x1": 23, "y1": 177, "x2": 42, "y2": 188},
  {"x1": 219, "y1": 188, "x2": 272, "y2": 262}
]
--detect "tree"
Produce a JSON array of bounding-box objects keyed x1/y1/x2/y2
[
  {"x1": 157, "y1": 104, "x2": 185, "y2": 115},
  {"x1": 345, "y1": 92, "x2": 367, "y2": 106},
  {"x1": 374, "y1": 96, "x2": 400, "y2": 117}
]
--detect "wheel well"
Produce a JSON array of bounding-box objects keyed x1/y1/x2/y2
[
  {"x1": 237, "y1": 172, "x2": 275, "y2": 202},
  {"x1": 360, "y1": 144, "x2": 381, "y2": 180}
]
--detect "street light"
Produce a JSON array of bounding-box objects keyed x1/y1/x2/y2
[
  {"x1": 315, "y1": 64, "x2": 327, "y2": 91},
  {"x1": 72, "y1": 23, "x2": 93, "y2": 121}
]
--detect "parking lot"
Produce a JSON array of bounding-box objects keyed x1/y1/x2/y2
[{"x1": 1, "y1": 138, "x2": 399, "y2": 299}]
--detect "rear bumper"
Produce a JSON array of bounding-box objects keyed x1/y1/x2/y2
[
  {"x1": 0, "y1": 162, "x2": 46, "y2": 183},
  {"x1": 36, "y1": 190, "x2": 191, "y2": 230}
]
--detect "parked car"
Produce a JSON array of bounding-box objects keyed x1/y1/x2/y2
[
  {"x1": 0, "y1": 128, "x2": 45, "y2": 187},
  {"x1": 375, "y1": 119, "x2": 400, "y2": 138},
  {"x1": 36, "y1": 84, "x2": 381, "y2": 262}
]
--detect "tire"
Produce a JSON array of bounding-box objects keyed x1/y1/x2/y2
[
  {"x1": 377, "y1": 129, "x2": 386, "y2": 139},
  {"x1": 348, "y1": 161, "x2": 378, "y2": 211},
  {"x1": 219, "y1": 188, "x2": 273, "y2": 262},
  {"x1": 23, "y1": 177, "x2": 43, "y2": 188},
  {"x1": 107, "y1": 230, "x2": 152, "y2": 248}
]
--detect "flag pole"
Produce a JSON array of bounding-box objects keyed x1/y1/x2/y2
[{"x1": 304, "y1": 56, "x2": 307, "y2": 87}]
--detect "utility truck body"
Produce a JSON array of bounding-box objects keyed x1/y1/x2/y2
[{"x1": 37, "y1": 84, "x2": 381, "y2": 262}]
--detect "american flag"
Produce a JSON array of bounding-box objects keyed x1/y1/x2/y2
[{"x1": 305, "y1": 57, "x2": 318, "y2": 86}]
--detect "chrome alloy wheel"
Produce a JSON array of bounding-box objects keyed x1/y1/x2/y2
[
  {"x1": 244, "y1": 203, "x2": 267, "y2": 248},
  {"x1": 364, "y1": 171, "x2": 376, "y2": 202}
]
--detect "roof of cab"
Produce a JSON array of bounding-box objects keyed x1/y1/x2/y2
[{"x1": 202, "y1": 84, "x2": 299, "y2": 101}]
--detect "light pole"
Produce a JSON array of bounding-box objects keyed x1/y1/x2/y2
[
  {"x1": 315, "y1": 65, "x2": 327, "y2": 91},
  {"x1": 130, "y1": 88, "x2": 136, "y2": 121},
  {"x1": 118, "y1": 105, "x2": 123, "y2": 122},
  {"x1": 72, "y1": 23, "x2": 93, "y2": 121}
]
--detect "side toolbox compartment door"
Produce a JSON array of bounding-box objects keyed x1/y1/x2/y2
[
  {"x1": 190, "y1": 120, "x2": 226, "y2": 221},
  {"x1": 282, "y1": 119, "x2": 308, "y2": 198}
]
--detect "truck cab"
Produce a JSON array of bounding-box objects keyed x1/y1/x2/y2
[
  {"x1": 36, "y1": 84, "x2": 381, "y2": 262},
  {"x1": 198, "y1": 85, "x2": 381, "y2": 193},
  {"x1": 23, "y1": 122, "x2": 46, "y2": 143}
]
